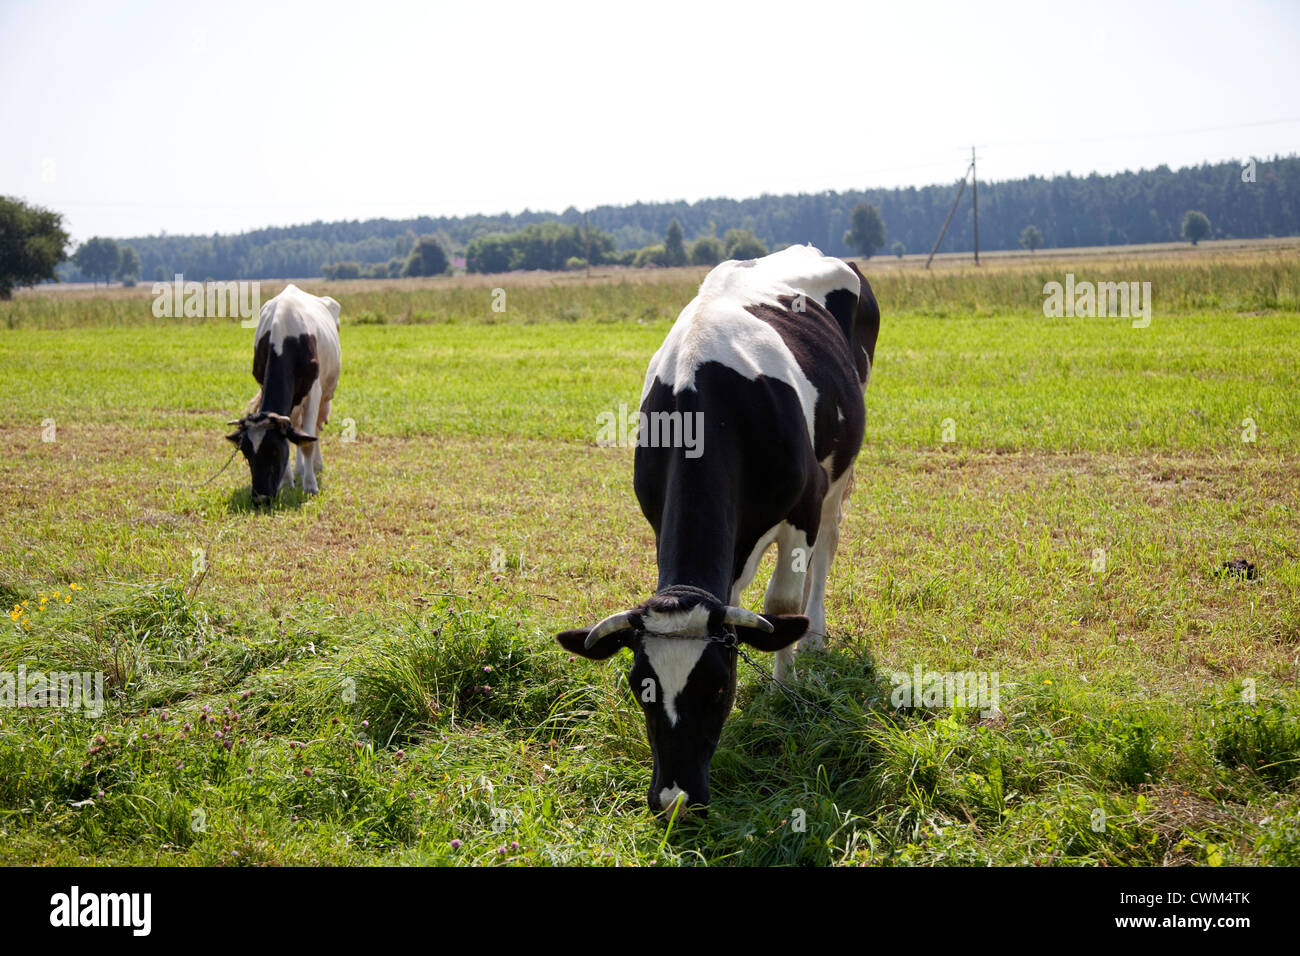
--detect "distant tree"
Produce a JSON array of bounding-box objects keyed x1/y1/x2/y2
[
  {"x1": 0, "y1": 196, "x2": 70, "y2": 299},
  {"x1": 663, "y1": 219, "x2": 686, "y2": 266},
  {"x1": 1019, "y1": 225, "x2": 1043, "y2": 255},
  {"x1": 116, "y1": 244, "x2": 141, "y2": 286},
  {"x1": 565, "y1": 256, "x2": 588, "y2": 271},
  {"x1": 387, "y1": 257, "x2": 404, "y2": 278},
  {"x1": 723, "y1": 228, "x2": 767, "y2": 260},
  {"x1": 404, "y1": 235, "x2": 450, "y2": 276},
  {"x1": 890, "y1": 240, "x2": 905, "y2": 258},
  {"x1": 633, "y1": 244, "x2": 668, "y2": 267},
  {"x1": 322, "y1": 261, "x2": 361, "y2": 280},
  {"x1": 843, "y1": 203, "x2": 885, "y2": 258},
  {"x1": 690, "y1": 235, "x2": 724, "y2": 266},
  {"x1": 73, "y1": 237, "x2": 120, "y2": 286},
  {"x1": 152, "y1": 265, "x2": 167, "y2": 282},
  {"x1": 1181, "y1": 210, "x2": 1211, "y2": 245},
  {"x1": 464, "y1": 222, "x2": 616, "y2": 274}
]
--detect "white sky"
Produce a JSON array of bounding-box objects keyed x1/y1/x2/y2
[{"x1": 3, "y1": 0, "x2": 1298, "y2": 243}]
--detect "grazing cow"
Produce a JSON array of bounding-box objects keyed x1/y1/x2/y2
[
  {"x1": 556, "y1": 244, "x2": 880, "y2": 816},
  {"x1": 226, "y1": 283, "x2": 341, "y2": 504}
]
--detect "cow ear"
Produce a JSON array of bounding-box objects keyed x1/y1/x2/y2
[
  {"x1": 226, "y1": 431, "x2": 242, "y2": 444},
  {"x1": 557, "y1": 627, "x2": 633, "y2": 661},
  {"x1": 285, "y1": 427, "x2": 318, "y2": 446},
  {"x1": 736, "y1": 614, "x2": 808, "y2": 652}
]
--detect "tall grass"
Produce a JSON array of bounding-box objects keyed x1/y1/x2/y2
[{"x1": 5, "y1": 252, "x2": 1298, "y2": 329}]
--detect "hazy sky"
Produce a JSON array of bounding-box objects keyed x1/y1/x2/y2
[{"x1": 3, "y1": 0, "x2": 1298, "y2": 243}]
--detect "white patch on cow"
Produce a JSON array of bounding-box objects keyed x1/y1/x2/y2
[
  {"x1": 642, "y1": 603, "x2": 711, "y2": 636},
  {"x1": 658, "y1": 784, "x2": 688, "y2": 812},
  {"x1": 641, "y1": 245, "x2": 859, "y2": 444},
  {"x1": 643, "y1": 636, "x2": 707, "y2": 727},
  {"x1": 248, "y1": 428, "x2": 267, "y2": 454}
]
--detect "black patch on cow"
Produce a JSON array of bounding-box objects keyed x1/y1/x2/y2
[
  {"x1": 635, "y1": 363, "x2": 829, "y2": 601},
  {"x1": 743, "y1": 292, "x2": 866, "y2": 480},
  {"x1": 846, "y1": 261, "x2": 881, "y2": 374},
  {"x1": 824, "y1": 288, "x2": 858, "y2": 343},
  {"x1": 253, "y1": 332, "x2": 319, "y2": 416},
  {"x1": 253, "y1": 333, "x2": 270, "y2": 385}
]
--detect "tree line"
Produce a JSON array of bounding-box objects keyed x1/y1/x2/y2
[{"x1": 2, "y1": 155, "x2": 1295, "y2": 290}]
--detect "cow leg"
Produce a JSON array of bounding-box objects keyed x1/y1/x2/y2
[
  {"x1": 801, "y1": 466, "x2": 855, "y2": 653},
  {"x1": 764, "y1": 523, "x2": 810, "y2": 684},
  {"x1": 295, "y1": 384, "x2": 323, "y2": 495},
  {"x1": 313, "y1": 399, "x2": 330, "y2": 475}
]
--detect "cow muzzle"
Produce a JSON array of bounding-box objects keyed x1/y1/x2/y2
[{"x1": 652, "y1": 784, "x2": 705, "y2": 819}]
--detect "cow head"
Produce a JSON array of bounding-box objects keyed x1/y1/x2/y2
[
  {"x1": 225, "y1": 411, "x2": 316, "y2": 504},
  {"x1": 557, "y1": 585, "x2": 806, "y2": 817}
]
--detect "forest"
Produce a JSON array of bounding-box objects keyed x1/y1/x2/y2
[{"x1": 61, "y1": 156, "x2": 1298, "y2": 281}]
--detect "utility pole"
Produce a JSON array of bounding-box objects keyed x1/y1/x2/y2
[
  {"x1": 924, "y1": 149, "x2": 982, "y2": 269},
  {"x1": 971, "y1": 146, "x2": 980, "y2": 265},
  {"x1": 925, "y1": 171, "x2": 970, "y2": 269}
]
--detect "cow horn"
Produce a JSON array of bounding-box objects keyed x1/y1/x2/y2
[
  {"x1": 226, "y1": 419, "x2": 243, "y2": 426},
  {"x1": 723, "y1": 606, "x2": 773, "y2": 633},
  {"x1": 584, "y1": 611, "x2": 635, "y2": 649}
]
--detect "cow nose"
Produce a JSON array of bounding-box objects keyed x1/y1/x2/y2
[{"x1": 656, "y1": 785, "x2": 695, "y2": 819}]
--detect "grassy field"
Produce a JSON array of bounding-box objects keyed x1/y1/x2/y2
[{"x1": 1, "y1": 247, "x2": 1298, "y2": 866}]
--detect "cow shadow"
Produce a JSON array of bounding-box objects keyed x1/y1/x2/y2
[{"x1": 225, "y1": 486, "x2": 311, "y2": 514}]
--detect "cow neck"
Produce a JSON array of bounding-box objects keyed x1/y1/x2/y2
[
  {"x1": 653, "y1": 472, "x2": 736, "y2": 603},
  {"x1": 257, "y1": 355, "x2": 297, "y2": 417}
]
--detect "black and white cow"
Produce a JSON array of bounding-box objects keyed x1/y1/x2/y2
[
  {"x1": 226, "y1": 283, "x2": 341, "y2": 504},
  {"x1": 557, "y1": 244, "x2": 880, "y2": 815}
]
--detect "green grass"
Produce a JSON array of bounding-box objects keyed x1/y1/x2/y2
[{"x1": 0, "y1": 251, "x2": 1297, "y2": 865}]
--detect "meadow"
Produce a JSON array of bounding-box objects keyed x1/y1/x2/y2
[{"x1": 1, "y1": 245, "x2": 1298, "y2": 865}]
